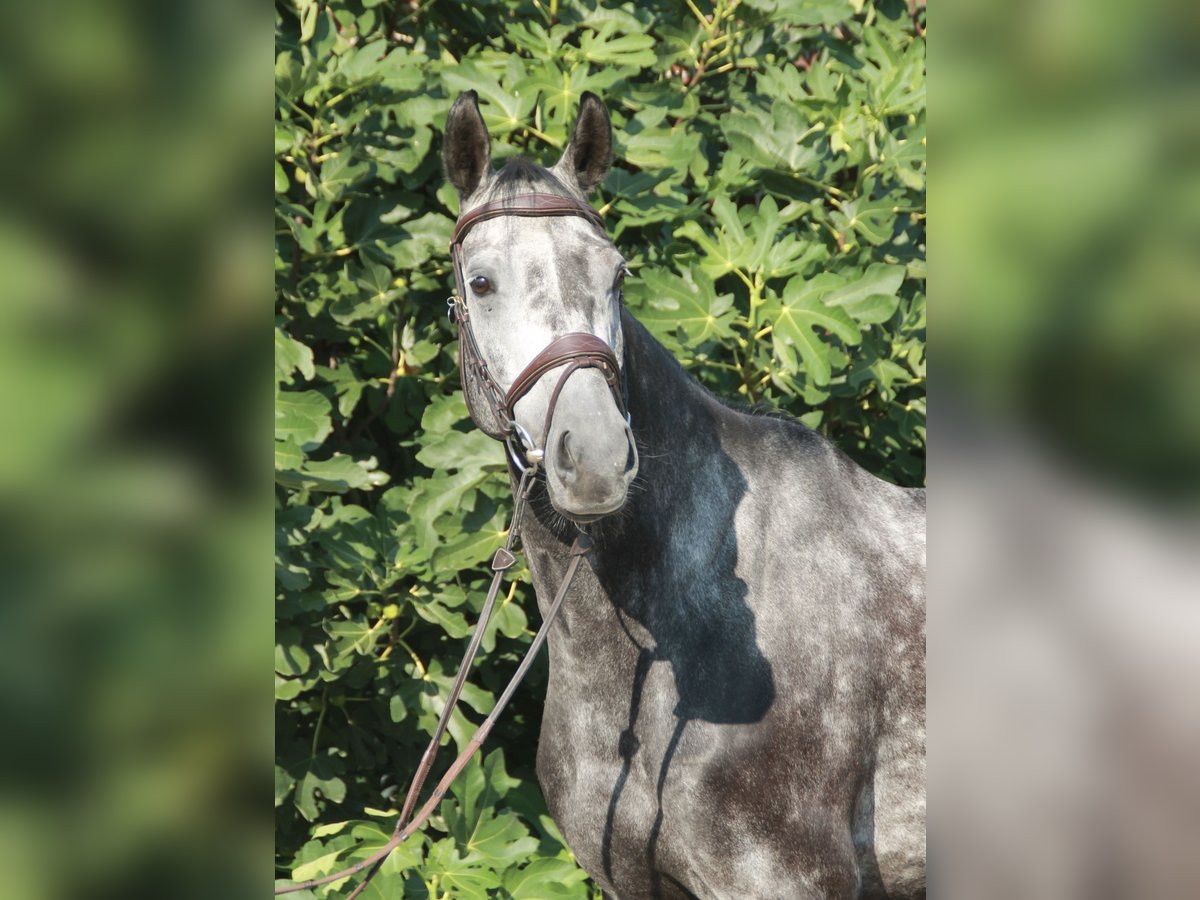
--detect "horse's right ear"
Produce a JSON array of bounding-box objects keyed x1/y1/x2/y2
[
  {"x1": 443, "y1": 91, "x2": 492, "y2": 201},
  {"x1": 553, "y1": 92, "x2": 612, "y2": 195}
]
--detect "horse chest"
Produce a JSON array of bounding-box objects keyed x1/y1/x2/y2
[
  {"x1": 536, "y1": 645, "x2": 808, "y2": 899},
  {"x1": 531, "y1": 561, "x2": 909, "y2": 899}
]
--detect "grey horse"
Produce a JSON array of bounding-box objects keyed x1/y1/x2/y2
[{"x1": 442, "y1": 90, "x2": 926, "y2": 900}]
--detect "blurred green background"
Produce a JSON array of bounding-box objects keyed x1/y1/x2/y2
[
  {"x1": 0, "y1": 1, "x2": 268, "y2": 897},
  {"x1": 935, "y1": 1, "x2": 1200, "y2": 896},
  {"x1": 938, "y1": 0, "x2": 1200, "y2": 502}
]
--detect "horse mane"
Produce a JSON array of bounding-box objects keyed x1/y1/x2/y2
[
  {"x1": 625, "y1": 315, "x2": 808, "y2": 426},
  {"x1": 489, "y1": 156, "x2": 581, "y2": 201}
]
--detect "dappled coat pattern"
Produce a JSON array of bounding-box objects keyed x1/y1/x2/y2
[{"x1": 444, "y1": 90, "x2": 926, "y2": 900}]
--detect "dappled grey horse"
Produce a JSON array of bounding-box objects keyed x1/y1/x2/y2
[{"x1": 443, "y1": 91, "x2": 926, "y2": 900}]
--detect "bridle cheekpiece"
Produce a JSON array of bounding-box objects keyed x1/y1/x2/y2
[{"x1": 447, "y1": 192, "x2": 627, "y2": 472}]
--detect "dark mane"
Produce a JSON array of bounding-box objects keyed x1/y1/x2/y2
[{"x1": 490, "y1": 156, "x2": 579, "y2": 200}]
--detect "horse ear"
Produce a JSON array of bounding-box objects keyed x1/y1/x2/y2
[
  {"x1": 444, "y1": 91, "x2": 492, "y2": 200},
  {"x1": 553, "y1": 92, "x2": 612, "y2": 195}
]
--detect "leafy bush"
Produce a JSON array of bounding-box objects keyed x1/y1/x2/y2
[{"x1": 275, "y1": 0, "x2": 924, "y2": 894}]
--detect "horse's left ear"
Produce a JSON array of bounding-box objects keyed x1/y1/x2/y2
[
  {"x1": 553, "y1": 92, "x2": 612, "y2": 195},
  {"x1": 444, "y1": 90, "x2": 492, "y2": 201}
]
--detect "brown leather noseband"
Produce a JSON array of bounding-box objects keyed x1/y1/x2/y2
[{"x1": 447, "y1": 192, "x2": 626, "y2": 469}]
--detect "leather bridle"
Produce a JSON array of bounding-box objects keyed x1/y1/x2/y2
[
  {"x1": 275, "y1": 192, "x2": 629, "y2": 897},
  {"x1": 447, "y1": 191, "x2": 627, "y2": 470}
]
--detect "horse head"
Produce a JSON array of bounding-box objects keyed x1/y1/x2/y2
[{"x1": 443, "y1": 91, "x2": 638, "y2": 523}]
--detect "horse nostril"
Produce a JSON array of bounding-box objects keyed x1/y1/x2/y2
[
  {"x1": 556, "y1": 430, "x2": 577, "y2": 474},
  {"x1": 621, "y1": 423, "x2": 638, "y2": 476}
]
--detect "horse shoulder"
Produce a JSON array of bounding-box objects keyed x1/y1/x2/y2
[{"x1": 712, "y1": 411, "x2": 926, "y2": 896}]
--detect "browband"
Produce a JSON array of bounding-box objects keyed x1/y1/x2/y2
[{"x1": 451, "y1": 193, "x2": 606, "y2": 248}]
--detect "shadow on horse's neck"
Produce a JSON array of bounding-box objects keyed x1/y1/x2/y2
[
  {"x1": 516, "y1": 312, "x2": 777, "y2": 722},
  {"x1": 518, "y1": 313, "x2": 775, "y2": 893}
]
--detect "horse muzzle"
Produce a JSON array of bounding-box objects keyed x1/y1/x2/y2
[{"x1": 540, "y1": 373, "x2": 638, "y2": 522}]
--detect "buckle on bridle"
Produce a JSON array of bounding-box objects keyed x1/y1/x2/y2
[{"x1": 506, "y1": 421, "x2": 544, "y2": 473}]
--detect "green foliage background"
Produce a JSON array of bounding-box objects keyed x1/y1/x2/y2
[{"x1": 275, "y1": 0, "x2": 925, "y2": 894}]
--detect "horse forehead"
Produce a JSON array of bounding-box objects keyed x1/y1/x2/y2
[
  {"x1": 473, "y1": 215, "x2": 616, "y2": 274},
  {"x1": 522, "y1": 235, "x2": 613, "y2": 288}
]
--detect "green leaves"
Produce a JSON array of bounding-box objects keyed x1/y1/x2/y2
[
  {"x1": 405, "y1": 752, "x2": 563, "y2": 898},
  {"x1": 336, "y1": 40, "x2": 424, "y2": 92},
  {"x1": 276, "y1": 389, "x2": 332, "y2": 450},
  {"x1": 274, "y1": 383, "x2": 388, "y2": 494},
  {"x1": 763, "y1": 264, "x2": 908, "y2": 386},
  {"x1": 295, "y1": 754, "x2": 348, "y2": 823},
  {"x1": 504, "y1": 857, "x2": 592, "y2": 898},
  {"x1": 619, "y1": 118, "x2": 703, "y2": 175},
  {"x1": 277, "y1": 0, "x2": 924, "y2": 893},
  {"x1": 742, "y1": 0, "x2": 855, "y2": 26},
  {"x1": 629, "y1": 264, "x2": 737, "y2": 350},
  {"x1": 574, "y1": 26, "x2": 656, "y2": 69},
  {"x1": 677, "y1": 195, "x2": 820, "y2": 281},
  {"x1": 766, "y1": 273, "x2": 861, "y2": 386},
  {"x1": 722, "y1": 104, "x2": 823, "y2": 173},
  {"x1": 277, "y1": 452, "x2": 390, "y2": 493},
  {"x1": 281, "y1": 751, "x2": 581, "y2": 898},
  {"x1": 824, "y1": 263, "x2": 905, "y2": 324},
  {"x1": 315, "y1": 152, "x2": 372, "y2": 203},
  {"x1": 442, "y1": 60, "x2": 537, "y2": 134},
  {"x1": 276, "y1": 327, "x2": 315, "y2": 384}
]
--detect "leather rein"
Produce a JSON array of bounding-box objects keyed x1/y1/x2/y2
[{"x1": 276, "y1": 193, "x2": 622, "y2": 897}]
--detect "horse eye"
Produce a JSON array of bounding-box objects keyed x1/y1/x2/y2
[{"x1": 469, "y1": 275, "x2": 492, "y2": 296}]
